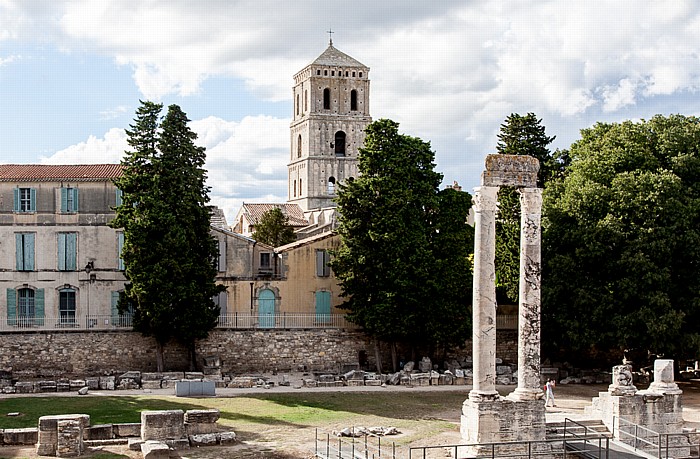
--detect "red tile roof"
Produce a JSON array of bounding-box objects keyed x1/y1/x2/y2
[
  {"x1": 0, "y1": 164, "x2": 123, "y2": 181},
  {"x1": 242, "y1": 203, "x2": 308, "y2": 227}
]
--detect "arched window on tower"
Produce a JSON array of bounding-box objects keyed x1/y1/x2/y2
[
  {"x1": 334, "y1": 131, "x2": 346, "y2": 156},
  {"x1": 304, "y1": 90, "x2": 308, "y2": 112},
  {"x1": 297, "y1": 135, "x2": 302, "y2": 158},
  {"x1": 293, "y1": 180, "x2": 297, "y2": 197},
  {"x1": 328, "y1": 177, "x2": 336, "y2": 195},
  {"x1": 296, "y1": 94, "x2": 299, "y2": 115},
  {"x1": 323, "y1": 88, "x2": 330, "y2": 109},
  {"x1": 299, "y1": 179, "x2": 302, "y2": 196},
  {"x1": 351, "y1": 90, "x2": 357, "y2": 111}
]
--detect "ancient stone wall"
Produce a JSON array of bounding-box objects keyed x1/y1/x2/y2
[{"x1": 0, "y1": 329, "x2": 518, "y2": 378}]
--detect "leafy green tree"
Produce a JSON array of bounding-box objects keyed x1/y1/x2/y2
[
  {"x1": 495, "y1": 113, "x2": 555, "y2": 302},
  {"x1": 112, "y1": 101, "x2": 224, "y2": 372},
  {"x1": 331, "y1": 119, "x2": 473, "y2": 370},
  {"x1": 542, "y1": 115, "x2": 700, "y2": 362},
  {"x1": 252, "y1": 207, "x2": 296, "y2": 246}
]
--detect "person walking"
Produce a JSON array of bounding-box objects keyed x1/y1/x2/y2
[{"x1": 544, "y1": 378, "x2": 556, "y2": 407}]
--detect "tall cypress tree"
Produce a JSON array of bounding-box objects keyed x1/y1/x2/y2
[{"x1": 112, "y1": 101, "x2": 224, "y2": 371}]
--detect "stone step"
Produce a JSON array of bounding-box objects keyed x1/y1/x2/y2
[{"x1": 85, "y1": 438, "x2": 130, "y2": 447}]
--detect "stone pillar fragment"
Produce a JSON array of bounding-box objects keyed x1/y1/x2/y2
[
  {"x1": 469, "y1": 186, "x2": 500, "y2": 401},
  {"x1": 608, "y1": 364, "x2": 637, "y2": 396},
  {"x1": 648, "y1": 359, "x2": 682, "y2": 395},
  {"x1": 511, "y1": 188, "x2": 543, "y2": 400}
]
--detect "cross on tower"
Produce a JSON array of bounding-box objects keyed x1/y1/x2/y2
[{"x1": 327, "y1": 28, "x2": 334, "y2": 46}]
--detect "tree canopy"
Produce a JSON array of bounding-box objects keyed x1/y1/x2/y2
[
  {"x1": 252, "y1": 207, "x2": 296, "y2": 246},
  {"x1": 495, "y1": 113, "x2": 555, "y2": 302},
  {"x1": 331, "y1": 119, "x2": 473, "y2": 366},
  {"x1": 111, "y1": 101, "x2": 225, "y2": 371},
  {"x1": 542, "y1": 114, "x2": 700, "y2": 362}
]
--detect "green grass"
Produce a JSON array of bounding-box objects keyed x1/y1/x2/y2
[{"x1": 0, "y1": 391, "x2": 466, "y2": 432}]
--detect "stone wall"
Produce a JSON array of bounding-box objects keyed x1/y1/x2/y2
[{"x1": 0, "y1": 329, "x2": 518, "y2": 378}]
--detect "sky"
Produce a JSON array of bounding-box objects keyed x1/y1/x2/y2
[{"x1": 1, "y1": 1, "x2": 700, "y2": 223}]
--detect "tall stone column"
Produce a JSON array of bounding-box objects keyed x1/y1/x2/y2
[
  {"x1": 469, "y1": 185, "x2": 500, "y2": 401},
  {"x1": 511, "y1": 187, "x2": 543, "y2": 400}
]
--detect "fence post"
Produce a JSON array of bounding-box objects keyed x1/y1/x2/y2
[
  {"x1": 338, "y1": 437, "x2": 341, "y2": 459},
  {"x1": 327, "y1": 433, "x2": 330, "y2": 459}
]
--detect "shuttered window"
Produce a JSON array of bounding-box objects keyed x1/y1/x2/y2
[
  {"x1": 16, "y1": 233, "x2": 35, "y2": 271},
  {"x1": 316, "y1": 250, "x2": 330, "y2": 277},
  {"x1": 13, "y1": 188, "x2": 36, "y2": 212},
  {"x1": 60, "y1": 187, "x2": 79, "y2": 213},
  {"x1": 57, "y1": 232, "x2": 77, "y2": 271},
  {"x1": 117, "y1": 232, "x2": 125, "y2": 270}
]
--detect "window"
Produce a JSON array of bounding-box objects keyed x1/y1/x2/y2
[
  {"x1": 260, "y1": 252, "x2": 271, "y2": 269},
  {"x1": 335, "y1": 131, "x2": 346, "y2": 156},
  {"x1": 15, "y1": 233, "x2": 35, "y2": 271},
  {"x1": 299, "y1": 179, "x2": 302, "y2": 196},
  {"x1": 351, "y1": 90, "x2": 358, "y2": 111},
  {"x1": 57, "y1": 232, "x2": 77, "y2": 271},
  {"x1": 324, "y1": 70, "x2": 328, "y2": 76},
  {"x1": 212, "y1": 290, "x2": 228, "y2": 317},
  {"x1": 328, "y1": 177, "x2": 336, "y2": 195},
  {"x1": 316, "y1": 250, "x2": 331, "y2": 277},
  {"x1": 331, "y1": 70, "x2": 335, "y2": 76},
  {"x1": 296, "y1": 94, "x2": 300, "y2": 115},
  {"x1": 218, "y1": 238, "x2": 226, "y2": 272},
  {"x1": 13, "y1": 187, "x2": 36, "y2": 212},
  {"x1": 297, "y1": 134, "x2": 302, "y2": 158},
  {"x1": 60, "y1": 187, "x2": 79, "y2": 213},
  {"x1": 359, "y1": 72, "x2": 363, "y2": 77},
  {"x1": 7, "y1": 287, "x2": 44, "y2": 327},
  {"x1": 293, "y1": 180, "x2": 297, "y2": 197},
  {"x1": 317, "y1": 69, "x2": 321, "y2": 75},
  {"x1": 111, "y1": 291, "x2": 134, "y2": 327},
  {"x1": 323, "y1": 88, "x2": 330, "y2": 109},
  {"x1": 117, "y1": 232, "x2": 125, "y2": 271},
  {"x1": 59, "y1": 288, "x2": 76, "y2": 325},
  {"x1": 304, "y1": 90, "x2": 308, "y2": 111},
  {"x1": 115, "y1": 188, "x2": 123, "y2": 207}
]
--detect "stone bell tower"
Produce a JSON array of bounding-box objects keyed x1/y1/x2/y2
[{"x1": 287, "y1": 40, "x2": 372, "y2": 213}]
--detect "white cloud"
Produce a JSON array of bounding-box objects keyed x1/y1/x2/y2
[
  {"x1": 0, "y1": 54, "x2": 18, "y2": 66},
  {"x1": 602, "y1": 78, "x2": 639, "y2": 112},
  {"x1": 40, "y1": 128, "x2": 129, "y2": 164},
  {"x1": 98, "y1": 105, "x2": 128, "y2": 121}
]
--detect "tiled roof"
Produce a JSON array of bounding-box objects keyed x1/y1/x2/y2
[
  {"x1": 312, "y1": 44, "x2": 366, "y2": 68},
  {"x1": 209, "y1": 206, "x2": 228, "y2": 229},
  {"x1": 242, "y1": 203, "x2": 308, "y2": 227},
  {"x1": 0, "y1": 164, "x2": 123, "y2": 181}
]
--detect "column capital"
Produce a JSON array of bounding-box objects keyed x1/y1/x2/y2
[{"x1": 472, "y1": 186, "x2": 499, "y2": 212}]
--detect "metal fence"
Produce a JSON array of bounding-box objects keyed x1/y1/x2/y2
[
  {"x1": 0, "y1": 313, "x2": 358, "y2": 332},
  {"x1": 614, "y1": 416, "x2": 700, "y2": 458}
]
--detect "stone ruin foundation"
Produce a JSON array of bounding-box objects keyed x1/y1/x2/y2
[
  {"x1": 586, "y1": 359, "x2": 689, "y2": 456},
  {"x1": 461, "y1": 154, "x2": 546, "y2": 453}
]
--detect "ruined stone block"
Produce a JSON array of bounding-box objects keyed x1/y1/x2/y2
[
  {"x1": 114, "y1": 423, "x2": 141, "y2": 438},
  {"x1": 164, "y1": 438, "x2": 190, "y2": 449},
  {"x1": 57, "y1": 419, "x2": 83, "y2": 457},
  {"x1": 346, "y1": 379, "x2": 364, "y2": 387},
  {"x1": 189, "y1": 433, "x2": 218, "y2": 446},
  {"x1": 184, "y1": 409, "x2": 220, "y2": 424},
  {"x1": 228, "y1": 377, "x2": 254, "y2": 388},
  {"x1": 38, "y1": 380, "x2": 57, "y2": 392},
  {"x1": 99, "y1": 376, "x2": 115, "y2": 390},
  {"x1": 365, "y1": 379, "x2": 382, "y2": 386},
  {"x1": 3, "y1": 428, "x2": 38, "y2": 445},
  {"x1": 141, "y1": 410, "x2": 184, "y2": 441},
  {"x1": 69, "y1": 379, "x2": 86, "y2": 390},
  {"x1": 57, "y1": 382, "x2": 70, "y2": 392},
  {"x1": 128, "y1": 437, "x2": 144, "y2": 451},
  {"x1": 219, "y1": 431, "x2": 237, "y2": 445},
  {"x1": 141, "y1": 380, "x2": 162, "y2": 390},
  {"x1": 86, "y1": 377, "x2": 99, "y2": 390},
  {"x1": 482, "y1": 154, "x2": 539, "y2": 188},
  {"x1": 185, "y1": 372, "x2": 204, "y2": 380},
  {"x1": 87, "y1": 424, "x2": 113, "y2": 440},
  {"x1": 141, "y1": 440, "x2": 170, "y2": 459}
]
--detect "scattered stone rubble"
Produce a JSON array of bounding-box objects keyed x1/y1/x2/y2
[{"x1": 335, "y1": 426, "x2": 400, "y2": 437}]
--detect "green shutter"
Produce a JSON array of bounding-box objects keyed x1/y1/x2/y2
[
  {"x1": 15, "y1": 233, "x2": 23, "y2": 270},
  {"x1": 115, "y1": 188, "x2": 123, "y2": 207},
  {"x1": 13, "y1": 188, "x2": 19, "y2": 212},
  {"x1": 315, "y1": 291, "x2": 331, "y2": 323},
  {"x1": 118, "y1": 233, "x2": 125, "y2": 270},
  {"x1": 111, "y1": 291, "x2": 120, "y2": 325},
  {"x1": 66, "y1": 233, "x2": 77, "y2": 270},
  {"x1": 24, "y1": 233, "x2": 35, "y2": 271},
  {"x1": 35, "y1": 288, "x2": 44, "y2": 326},
  {"x1": 61, "y1": 188, "x2": 68, "y2": 212},
  {"x1": 7, "y1": 289, "x2": 16, "y2": 326},
  {"x1": 57, "y1": 233, "x2": 66, "y2": 271},
  {"x1": 72, "y1": 188, "x2": 79, "y2": 212},
  {"x1": 29, "y1": 188, "x2": 36, "y2": 212}
]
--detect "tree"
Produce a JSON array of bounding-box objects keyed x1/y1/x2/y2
[
  {"x1": 331, "y1": 119, "x2": 473, "y2": 370},
  {"x1": 494, "y1": 113, "x2": 555, "y2": 302},
  {"x1": 112, "y1": 101, "x2": 225, "y2": 372},
  {"x1": 252, "y1": 207, "x2": 296, "y2": 246},
  {"x1": 542, "y1": 115, "x2": 700, "y2": 363}
]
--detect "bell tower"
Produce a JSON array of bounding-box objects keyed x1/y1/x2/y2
[{"x1": 287, "y1": 41, "x2": 371, "y2": 213}]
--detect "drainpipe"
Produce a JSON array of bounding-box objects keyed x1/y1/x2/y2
[{"x1": 250, "y1": 240, "x2": 257, "y2": 312}]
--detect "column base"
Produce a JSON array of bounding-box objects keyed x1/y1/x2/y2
[
  {"x1": 507, "y1": 387, "x2": 543, "y2": 401},
  {"x1": 468, "y1": 389, "x2": 500, "y2": 402}
]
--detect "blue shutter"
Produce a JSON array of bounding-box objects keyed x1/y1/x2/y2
[
  {"x1": 115, "y1": 188, "x2": 123, "y2": 207},
  {"x1": 61, "y1": 188, "x2": 68, "y2": 212},
  {"x1": 118, "y1": 233, "x2": 125, "y2": 270},
  {"x1": 7, "y1": 289, "x2": 16, "y2": 326},
  {"x1": 111, "y1": 291, "x2": 120, "y2": 325},
  {"x1": 72, "y1": 188, "x2": 79, "y2": 212},
  {"x1": 29, "y1": 188, "x2": 36, "y2": 212},
  {"x1": 35, "y1": 288, "x2": 44, "y2": 326},
  {"x1": 25, "y1": 233, "x2": 35, "y2": 271},
  {"x1": 218, "y1": 239, "x2": 226, "y2": 272},
  {"x1": 13, "y1": 188, "x2": 19, "y2": 212},
  {"x1": 58, "y1": 233, "x2": 66, "y2": 271},
  {"x1": 66, "y1": 233, "x2": 77, "y2": 270},
  {"x1": 15, "y1": 233, "x2": 23, "y2": 270},
  {"x1": 315, "y1": 291, "x2": 331, "y2": 322}
]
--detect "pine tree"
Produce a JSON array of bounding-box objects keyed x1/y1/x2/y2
[{"x1": 111, "y1": 101, "x2": 224, "y2": 371}]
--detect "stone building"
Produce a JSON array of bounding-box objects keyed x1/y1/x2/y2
[
  {"x1": 231, "y1": 203, "x2": 308, "y2": 238},
  {"x1": 0, "y1": 164, "x2": 127, "y2": 329}
]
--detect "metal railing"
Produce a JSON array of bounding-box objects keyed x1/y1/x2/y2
[
  {"x1": 0, "y1": 313, "x2": 358, "y2": 332},
  {"x1": 562, "y1": 418, "x2": 609, "y2": 459},
  {"x1": 614, "y1": 416, "x2": 700, "y2": 458},
  {"x1": 314, "y1": 428, "x2": 396, "y2": 459},
  {"x1": 409, "y1": 437, "x2": 610, "y2": 459}
]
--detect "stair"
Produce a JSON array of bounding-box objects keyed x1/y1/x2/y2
[{"x1": 546, "y1": 419, "x2": 612, "y2": 442}]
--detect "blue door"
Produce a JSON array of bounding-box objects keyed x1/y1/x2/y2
[
  {"x1": 315, "y1": 291, "x2": 331, "y2": 323},
  {"x1": 258, "y1": 289, "x2": 275, "y2": 328}
]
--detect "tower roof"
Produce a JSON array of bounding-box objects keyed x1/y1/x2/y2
[{"x1": 311, "y1": 44, "x2": 367, "y2": 68}]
